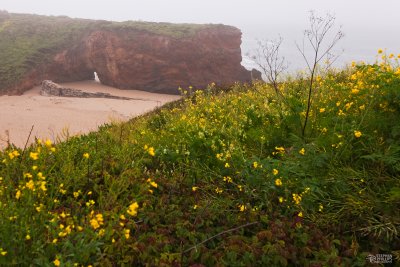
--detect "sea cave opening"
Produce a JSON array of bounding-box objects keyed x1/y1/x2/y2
[{"x1": 94, "y1": 71, "x2": 101, "y2": 83}]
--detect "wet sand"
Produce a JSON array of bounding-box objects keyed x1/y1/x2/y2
[{"x1": 0, "y1": 81, "x2": 180, "y2": 148}]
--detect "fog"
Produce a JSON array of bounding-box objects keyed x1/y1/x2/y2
[{"x1": 1, "y1": 0, "x2": 399, "y2": 71}]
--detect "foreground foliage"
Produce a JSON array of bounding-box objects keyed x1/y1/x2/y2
[{"x1": 1, "y1": 54, "x2": 400, "y2": 266}]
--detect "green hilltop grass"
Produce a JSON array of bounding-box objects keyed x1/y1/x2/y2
[
  {"x1": 0, "y1": 11, "x2": 210, "y2": 91},
  {"x1": 0, "y1": 54, "x2": 400, "y2": 265}
]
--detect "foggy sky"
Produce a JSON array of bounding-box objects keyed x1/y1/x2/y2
[{"x1": 1, "y1": 0, "x2": 399, "y2": 69}]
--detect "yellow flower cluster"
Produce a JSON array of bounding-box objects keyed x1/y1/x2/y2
[
  {"x1": 292, "y1": 193, "x2": 302, "y2": 205},
  {"x1": 146, "y1": 178, "x2": 158, "y2": 188},
  {"x1": 354, "y1": 130, "x2": 362, "y2": 138},
  {"x1": 89, "y1": 213, "x2": 104, "y2": 230},
  {"x1": 127, "y1": 202, "x2": 139, "y2": 216},
  {"x1": 144, "y1": 145, "x2": 155, "y2": 156},
  {"x1": 8, "y1": 150, "x2": 20, "y2": 160}
]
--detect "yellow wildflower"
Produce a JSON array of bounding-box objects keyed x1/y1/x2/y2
[
  {"x1": 127, "y1": 202, "x2": 139, "y2": 216},
  {"x1": 351, "y1": 88, "x2": 360, "y2": 94},
  {"x1": 8, "y1": 150, "x2": 20, "y2": 159},
  {"x1": 147, "y1": 179, "x2": 158, "y2": 188},
  {"x1": 124, "y1": 229, "x2": 130, "y2": 239},
  {"x1": 26, "y1": 180, "x2": 35, "y2": 190},
  {"x1": 35, "y1": 205, "x2": 43, "y2": 212},
  {"x1": 319, "y1": 204, "x2": 324, "y2": 212},
  {"x1": 224, "y1": 162, "x2": 230, "y2": 168},
  {"x1": 193, "y1": 205, "x2": 198, "y2": 210},
  {"x1": 252, "y1": 161, "x2": 258, "y2": 168},
  {"x1": 30, "y1": 152, "x2": 39, "y2": 160},
  {"x1": 25, "y1": 234, "x2": 31, "y2": 240},
  {"x1": 215, "y1": 187, "x2": 223, "y2": 194},
  {"x1": 53, "y1": 258, "x2": 61, "y2": 266},
  {"x1": 223, "y1": 176, "x2": 233, "y2": 183},
  {"x1": 299, "y1": 148, "x2": 305, "y2": 155},
  {"x1": 278, "y1": 197, "x2": 284, "y2": 203},
  {"x1": 16, "y1": 190, "x2": 21, "y2": 199},
  {"x1": 148, "y1": 147, "x2": 155, "y2": 156},
  {"x1": 378, "y1": 49, "x2": 383, "y2": 54},
  {"x1": 96, "y1": 214, "x2": 104, "y2": 225},
  {"x1": 40, "y1": 181, "x2": 47, "y2": 191},
  {"x1": 83, "y1": 153, "x2": 90, "y2": 159},
  {"x1": 192, "y1": 186, "x2": 198, "y2": 192},
  {"x1": 98, "y1": 229, "x2": 105, "y2": 237},
  {"x1": 239, "y1": 204, "x2": 246, "y2": 212},
  {"x1": 120, "y1": 214, "x2": 126, "y2": 220},
  {"x1": 85, "y1": 200, "x2": 95, "y2": 207},
  {"x1": 292, "y1": 193, "x2": 302, "y2": 205},
  {"x1": 273, "y1": 169, "x2": 279, "y2": 175},
  {"x1": 319, "y1": 108, "x2": 325, "y2": 113},
  {"x1": 298, "y1": 212, "x2": 303, "y2": 217},
  {"x1": 275, "y1": 178, "x2": 282, "y2": 186},
  {"x1": 354, "y1": 130, "x2": 362, "y2": 138},
  {"x1": 45, "y1": 139, "x2": 52, "y2": 147},
  {"x1": 90, "y1": 219, "x2": 100, "y2": 230}
]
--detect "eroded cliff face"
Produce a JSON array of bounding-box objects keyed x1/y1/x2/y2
[{"x1": 2, "y1": 19, "x2": 259, "y2": 95}]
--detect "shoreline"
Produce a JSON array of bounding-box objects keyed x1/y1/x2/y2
[{"x1": 0, "y1": 81, "x2": 180, "y2": 149}]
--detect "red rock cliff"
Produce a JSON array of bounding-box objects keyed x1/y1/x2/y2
[{"x1": 2, "y1": 20, "x2": 259, "y2": 95}]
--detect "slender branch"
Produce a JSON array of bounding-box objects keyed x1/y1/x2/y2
[
  {"x1": 20, "y1": 125, "x2": 34, "y2": 162},
  {"x1": 183, "y1": 221, "x2": 259, "y2": 254},
  {"x1": 300, "y1": 11, "x2": 343, "y2": 138},
  {"x1": 252, "y1": 37, "x2": 288, "y2": 96}
]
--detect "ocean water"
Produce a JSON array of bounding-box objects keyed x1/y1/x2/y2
[{"x1": 239, "y1": 24, "x2": 400, "y2": 74}]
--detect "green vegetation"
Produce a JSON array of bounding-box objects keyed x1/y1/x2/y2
[
  {"x1": 0, "y1": 11, "x2": 210, "y2": 91},
  {"x1": 0, "y1": 52, "x2": 399, "y2": 266},
  {"x1": 107, "y1": 21, "x2": 211, "y2": 38}
]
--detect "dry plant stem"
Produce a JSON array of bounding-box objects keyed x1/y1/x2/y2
[
  {"x1": 253, "y1": 37, "x2": 287, "y2": 96},
  {"x1": 297, "y1": 11, "x2": 344, "y2": 137},
  {"x1": 183, "y1": 221, "x2": 259, "y2": 254},
  {"x1": 20, "y1": 125, "x2": 34, "y2": 162}
]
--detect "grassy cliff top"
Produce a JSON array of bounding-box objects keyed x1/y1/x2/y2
[
  {"x1": 0, "y1": 11, "x2": 215, "y2": 91},
  {"x1": 0, "y1": 55, "x2": 399, "y2": 265}
]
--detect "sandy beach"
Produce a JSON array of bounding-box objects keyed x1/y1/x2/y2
[{"x1": 0, "y1": 81, "x2": 180, "y2": 148}]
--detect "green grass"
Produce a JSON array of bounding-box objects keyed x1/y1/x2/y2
[
  {"x1": 0, "y1": 54, "x2": 399, "y2": 266},
  {"x1": 0, "y1": 11, "x2": 212, "y2": 92}
]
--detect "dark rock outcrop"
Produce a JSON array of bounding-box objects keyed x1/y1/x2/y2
[
  {"x1": 41, "y1": 80, "x2": 133, "y2": 100},
  {"x1": 0, "y1": 13, "x2": 260, "y2": 95}
]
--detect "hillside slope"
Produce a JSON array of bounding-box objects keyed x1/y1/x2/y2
[{"x1": 0, "y1": 55, "x2": 399, "y2": 265}]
